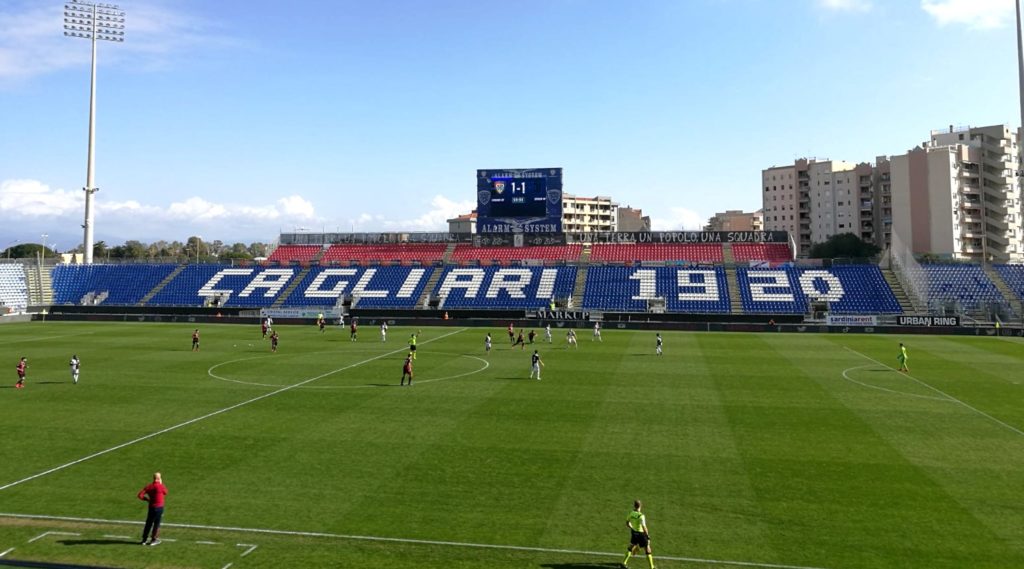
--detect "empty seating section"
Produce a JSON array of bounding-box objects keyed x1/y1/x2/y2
[
  {"x1": 732, "y1": 243, "x2": 792, "y2": 262},
  {"x1": 148, "y1": 265, "x2": 251, "y2": 306},
  {"x1": 582, "y1": 267, "x2": 730, "y2": 312},
  {"x1": 994, "y1": 265, "x2": 1024, "y2": 301},
  {"x1": 268, "y1": 245, "x2": 321, "y2": 263},
  {"x1": 911, "y1": 265, "x2": 1006, "y2": 311},
  {"x1": 282, "y1": 266, "x2": 434, "y2": 309},
  {"x1": 449, "y1": 244, "x2": 582, "y2": 265},
  {"x1": 434, "y1": 266, "x2": 576, "y2": 309},
  {"x1": 52, "y1": 264, "x2": 178, "y2": 305},
  {"x1": 736, "y1": 266, "x2": 901, "y2": 314},
  {"x1": 320, "y1": 244, "x2": 446, "y2": 265},
  {"x1": 0, "y1": 264, "x2": 28, "y2": 312},
  {"x1": 589, "y1": 244, "x2": 723, "y2": 263}
]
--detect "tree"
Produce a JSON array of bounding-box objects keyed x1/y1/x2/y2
[
  {"x1": 2, "y1": 243, "x2": 54, "y2": 259},
  {"x1": 248, "y1": 242, "x2": 268, "y2": 258},
  {"x1": 219, "y1": 242, "x2": 253, "y2": 262},
  {"x1": 807, "y1": 233, "x2": 881, "y2": 259}
]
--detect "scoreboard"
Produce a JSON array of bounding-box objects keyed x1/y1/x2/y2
[{"x1": 476, "y1": 168, "x2": 562, "y2": 233}]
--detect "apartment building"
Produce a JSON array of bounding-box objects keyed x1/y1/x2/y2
[
  {"x1": 561, "y1": 194, "x2": 619, "y2": 233},
  {"x1": 890, "y1": 125, "x2": 1023, "y2": 262},
  {"x1": 704, "y1": 209, "x2": 763, "y2": 231},
  {"x1": 617, "y1": 206, "x2": 651, "y2": 231}
]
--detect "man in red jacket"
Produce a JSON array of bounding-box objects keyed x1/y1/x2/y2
[{"x1": 137, "y1": 472, "x2": 167, "y2": 546}]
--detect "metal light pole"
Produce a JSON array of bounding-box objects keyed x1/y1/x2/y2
[{"x1": 64, "y1": 0, "x2": 125, "y2": 264}]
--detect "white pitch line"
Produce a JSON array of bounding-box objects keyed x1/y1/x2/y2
[
  {"x1": 220, "y1": 564, "x2": 233, "y2": 569},
  {"x1": 102, "y1": 534, "x2": 132, "y2": 539},
  {"x1": 28, "y1": 531, "x2": 79, "y2": 543},
  {"x1": 196, "y1": 540, "x2": 219, "y2": 545},
  {"x1": 840, "y1": 364, "x2": 950, "y2": 401},
  {"x1": 844, "y1": 346, "x2": 1024, "y2": 438},
  {"x1": 0, "y1": 547, "x2": 14, "y2": 557},
  {"x1": 0, "y1": 329, "x2": 466, "y2": 492},
  {"x1": 237, "y1": 543, "x2": 258, "y2": 557},
  {"x1": 0, "y1": 513, "x2": 833, "y2": 569}
]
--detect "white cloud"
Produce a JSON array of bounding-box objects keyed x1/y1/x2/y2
[
  {"x1": 818, "y1": 0, "x2": 873, "y2": 12},
  {"x1": 921, "y1": 0, "x2": 1013, "y2": 29},
  {"x1": 0, "y1": 1, "x2": 234, "y2": 84},
  {"x1": 650, "y1": 207, "x2": 705, "y2": 231},
  {"x1": 0, "y1": 179, "x2": 319, "y2": 243},
  {"x1": 379, "y1": 194, "x2": 475, "y2": 232}
]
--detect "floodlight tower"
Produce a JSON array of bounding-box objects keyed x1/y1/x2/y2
[{"x1": 63, "y1": 0, "x2": 125, "y2": 264}]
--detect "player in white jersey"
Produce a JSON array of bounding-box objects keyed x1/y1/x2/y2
[
  {"x1": 485, "y1": 333, "x2": 492, "y2": 355},
  {"x1": 544, "y1": 324, "x2": 552, "y2": 343},
  {"x1": 380, "y1": 322, "x2": 388, "y2": 342},
  {"x1": 529, "y1": 350, "x2": 544, "y2": 380},
  {"x1": 566, "y1": 329, "x2": 578, "y2": 349},
  {"x1": 656, "y1": 333, "x2": 663, "y2": 356},
  {"x1": 70, "y1": 354, "x2": 80, "y2": 384},
  {"x1": 593, "y1": 321, "x2": 602, "y2": 342}
]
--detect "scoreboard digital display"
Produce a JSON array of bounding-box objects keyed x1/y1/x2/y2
[{"x1": 477, "y1": 168, "x2": 562, "y2": 233}]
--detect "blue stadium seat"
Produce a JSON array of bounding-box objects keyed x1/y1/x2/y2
[
  {"x1": 52, "y1": 264, "x2": 179, "y2": 305},
  {"x1": 582, "y1": 267, "x2": 730, "y2": 313},
  {"x1": 433, "y1": 266, "x2": 576, "y2": 310},
  {"x1": 993, "y1": 264, "x2": 1024, "y2": 303},
  {"x1": 0, "y1": 264, "x2": 28, "y2": 312},
  {"x1": 736, "y1": 266, "x2": 901, "y2": 314},
  {"x1": 284, "y1": 266, "x2": 435, "y2": 309},
  {"x1": 912, "y1": 264, "x2": 1007, "y2": 311}
]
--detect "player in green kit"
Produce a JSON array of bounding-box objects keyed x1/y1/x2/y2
[
  {"x1": 897, "y1": 342, "x2": 909, "y2": 372},
  {"x1": 408, "y1": 333, "x2": 418, "y2": 360},
  {"x1": 622, "y1": 500, "x2": 655, "y2": 568}
]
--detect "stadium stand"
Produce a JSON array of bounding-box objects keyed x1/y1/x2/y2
[
  {"x1": 448, "y1": 244, "x2": 582, "y2": 265},
  {"x1": 736, "y1": 266, "x2": 902, "y2": 314},
  {"x1": 433, "y1": 266, "x2": 576, "y2": 309},
  {"x1": 267, "y1": 245, "x2": 322, "y2": 264},
  {"x1": 0, "y1": 264, "x2": 28, "y2": 312},
  {"x1": 582, "y1": 267, "x2": 730, "y2": 312},
  {"x1": 912, "y1": 264, "x2": 1007, "y2": 311},
  {"x1": 732, "y1": 243, "x2": 792, "y2": 263},
  {"x1": 320, "y1": 243, "x2": 447, "y2": 265},
  {"x1": 52, "y1": 264, "x2": 179, "y2": 306},
  {"x1": 282, "y1": 266, "x2": 435, "y2": 309},
  {"x1": 589, "y1": 243, "x2": 723, "y2": 263},
  {"x1": 993, "y1": 264, "x2": 1024, "y2": 302}
]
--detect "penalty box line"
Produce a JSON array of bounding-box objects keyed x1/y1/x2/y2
[
  {"x1": 843, "y1": 346, "x2": 1024, "y2": 438},
  {"x1": 0, "y1": 513, "x2": 834, "y2": 569},
  {"x1": 0, "y1": 329, "x2": 466, "y2": 493}
]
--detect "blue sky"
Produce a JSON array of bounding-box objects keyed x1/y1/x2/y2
[{"x1": 0, "y1": 0, "x2": 1019, "y2": 249}]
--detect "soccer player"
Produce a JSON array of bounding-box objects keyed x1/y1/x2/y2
[
  {"x1": 70, "y1": 354, "x2": 81, "y2": 384},
  {"x1": 138, "y1": 472, "x2": 168, "y2": 546},
  {"x1": 507, "y1": 322, "x2": 515, "y2": 345},
  {"x1": 401, "y1": 354, "x2": 414, "y2": 386},
  {"x1": 350, "y1": 320, "x2": 358, "y2": 341},
  {"x1": 623, "y1": 500, "x2": 654, "y2": 568},
  {"x1": 380, "y1": 321, "x2": 388, "y2": 342},
  {"x1": 15, "y1": 357, "x2": 27, "y2": 389},
  {"x1": 529, "y1": 350, "x2": 544, "y2": 380},
  {"x1": 485, "y1": 332, "x2": 492, "y2": 355},
  {"x1": 528, "y1": 329, "x2": 536, "y2": 344},
  {"x1": 191, "y1": 329, "x2": 200, "y2": 352},
  {"x1": 545, "y1": 324, "x2": 552, "y2": 343},
  {"x1": 409, "y1": 333, "x2": 418, "y2": 360},
  {"x1": 270, "y1": 331, "x2": 279, "y2": 353},
  {"x1": 655, "y1": 334, "x2": 663, "y2": 356},
  {"x1": 514, "y1": 331, "x2": 526, "y2": 350},
  {"x1": 261, "y1": 319, "x2": 269, "y2": 339},
  {"x1": 897, "y1": 342, "x2": 909, "y2": 372},
  {"x1": 318, "y1": 314, "x2": 326, "y2": 334},
  {"x1": 593, "y1": 321, "x2": 602, "y2": 342},
  {"x1": 566, "y1": 329, "x2": 578, "y2": 349}
]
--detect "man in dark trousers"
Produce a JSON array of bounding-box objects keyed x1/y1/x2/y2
[{"x1": 138, "y1": 472, "x2": 168, "y2": 546}]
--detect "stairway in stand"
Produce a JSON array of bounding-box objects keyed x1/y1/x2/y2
[{"x1": 138, "y1": 264, "x2": 187, "y2": 306}]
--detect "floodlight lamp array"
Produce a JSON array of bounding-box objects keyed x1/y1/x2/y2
[{"x1": 63, "y1": 1, "x2": 126, "y2": 42}]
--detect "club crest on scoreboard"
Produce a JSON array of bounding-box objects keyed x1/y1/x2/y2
[{"x1": 494, "y1": 181, "x2": 506, "y2": 194}]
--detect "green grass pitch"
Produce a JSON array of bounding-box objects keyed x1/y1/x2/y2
[{"x1": 0, "y1": 321, "x2": 1022, "y2": 569}]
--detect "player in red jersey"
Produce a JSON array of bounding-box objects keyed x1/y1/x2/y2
[
  {"x1": 507, "y1": 322, "x2": 515, "y2": 344},
  {"x1": 350, "y1": 319, "x2": 358, "y2": 342},
  {"x1": 270, "y1": 331, "x2": 279, "y2": 352},
  {"x1": 261, "y1": 319, "x2": 268, "y2": 339},
  {"x1": 15, "y1": 357, "x2": 27, "y2": 389},
  {"x1": 401, "y1": 354, "x2": 414, "y2": 386},
  {"x1": 191, "y1": 329, "x2": 200, "y2": 352}
]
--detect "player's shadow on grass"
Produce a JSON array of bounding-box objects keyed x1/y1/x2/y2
[
  {"x1": 57, "y1": 538, "x2": 134, "y2": 546},
  {"x1": 36, "y1": 381, "x2": 67, "y2": 385}
]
